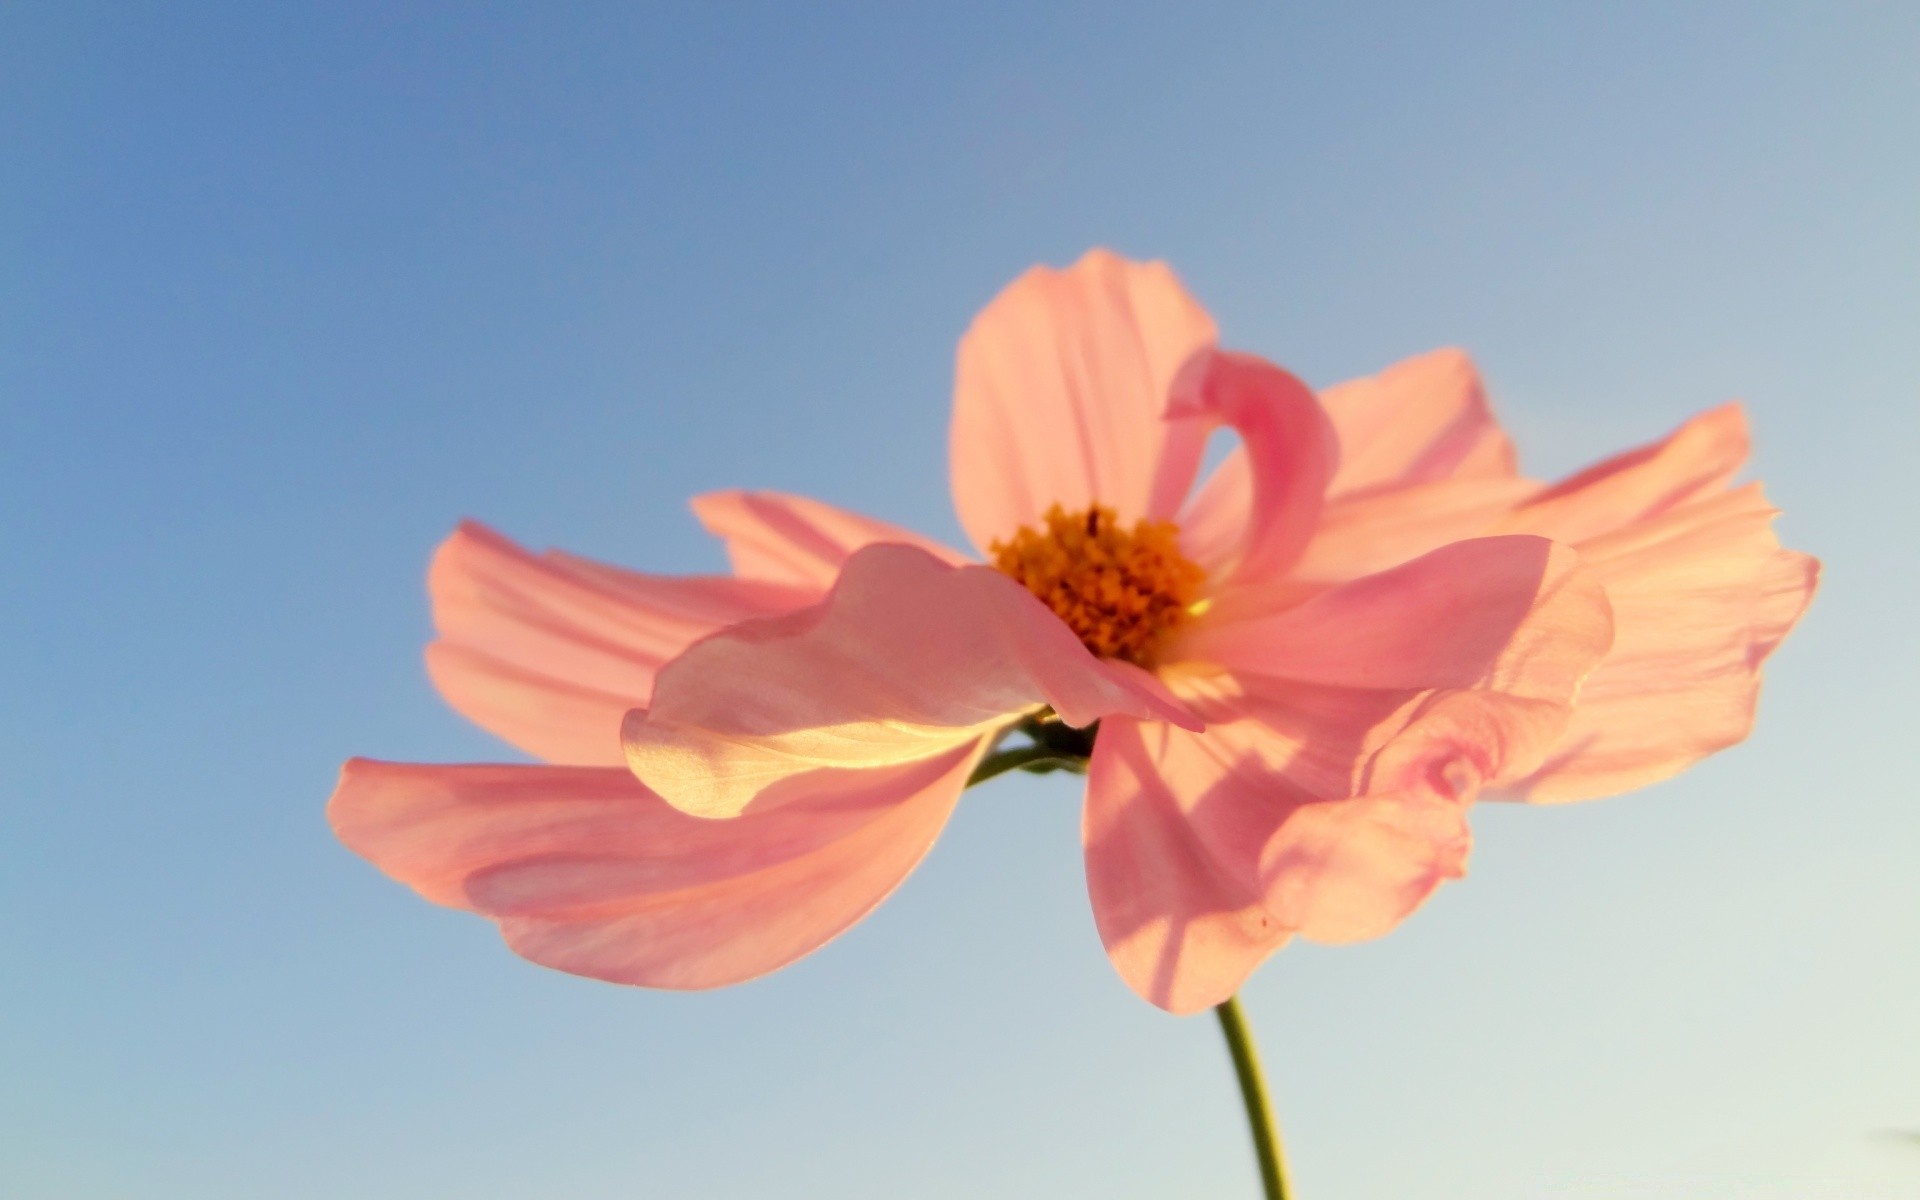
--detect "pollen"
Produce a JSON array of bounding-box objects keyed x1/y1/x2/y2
[{"x1": 990, "y1": 503, "x2": 1206, "y2": 665}]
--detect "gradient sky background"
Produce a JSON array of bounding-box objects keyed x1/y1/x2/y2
[{"x1": 4, "y1": 3, "x2": 1917, "y2": 1197}]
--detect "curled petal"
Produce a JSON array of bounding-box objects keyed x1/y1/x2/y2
[
  {"x1": 691, "y1": 489, "x2": 969, "y2": 592},
  {"x1": 1365, "y1": 688, "x2": 1575, "y2": 800},
  {"x1": 1168, "y1": 350, "x2": 1338, "y2": 585},
  {"x1": 1318, "y1": 348, "x2": 1517, "y2": 498},
  {"x1": 428, "y1": 521, "x2": 812, "y2": 765},
  {"x1": 1083, "y1": 671, "x2": 1561, "y2": 1005},
  {"x1": 950, "y1": 249, "x2": 1217, "y2": 553},
  {"x1": 1503, "y1": 485, "x2": 1820, "y2": 801},
  {"x1": 1180, "y1": 349, "x2": 1516, "y2": 574},
  {"x1": 623, "y1": 543, "x2": 1201, "y2": 818},
  {"x1": 1080, "y1": 672, "x2": 1435, "y2": 1013},
  {"x1": 327, "y1": 749, "x2": 973, "y2": 990}
]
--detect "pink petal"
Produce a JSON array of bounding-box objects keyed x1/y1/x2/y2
[
  {"x1": 950, "y1": 249, "x2": 1218, "y2": 554},
  {"x1": 1292, "y1": 476, "x2": 1543, "y2": 584},
  {"x1": 1495, "y1": 403, "x2": 1750, "y2": 545},
  {"x1": 1084, "y1": 666, "x2": 1581, "y2": 1006},
  {"x1": 1318, "y1": 348, "x2": 1517, "y2": 498},
  {"x1": 1082, "y1": 717, "x2": 1292, "y2": 1015},
  {"x1": 1502, "y1": 484, "x2": 1820, "y2": 802},
  {"x1": 1170, "y1": 448, "x2": 1253, "y2": 578},
  {"x1": 1179, "y1": 349, "x2": 1518, "y2": 571},
  {"x1": 1257, "y1": 787, "x2": 1470, "y2": 945},
  {"x1": 427, "y1": 522, "x2": 814, "y2": 765},
  {"x1": 690, "y1": 489, "x2": 969, "y2": 591},
  {"x1": 425, "y1": 645, "x2": 647, "y2": 769},
  {"x1": 1249, "y1": 686, "x2": 1569, "y2": 950},
  {"x1": 327, "y1": 747, "x2": 973, "y2": 989},
  {"x1": 1176, "y1": 535, "x2": 1614, "y2": 701},
  {"x1": 623, "y1": 543, "x2": 1201, "y2": 818},
  {"x1": 1167, "y1": 350, "x2": 1338, "y2": 585},
  {"x1": 1079, "y1": 668, "x2": 1436, "y2": 1012}
]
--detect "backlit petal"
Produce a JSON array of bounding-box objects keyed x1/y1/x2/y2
[
  {"x1": 428, "y1": 522, "x2": 813, "y2": 765},
  {"x1": 950, "y1": 250, "x2": 1217, "y2": 553},
  {"x1": 1082, "y1": 717, "x2": 1291, "y2": 1015},
  {"x1": 1167, "y1": 350, "x2": 1338, "y2": 586},
  {"x1": 1293, "y1": 476, "x2": 1542, "y2": 583},
  {"x1": 1319, "y1": 348, "x2": 1517, "y2": 498},
  {"x1": 1503, "y1": 484, "x2": 1819, "y2": 801},
  {"x1": 1257, "y1": 788, "x2": 1470, "y2": 945},
  {"x1": 623, "y1": 543, "x2": 1200, "y2": 818},
  {"x1": 1179, "y1": 348, "x2": 1517, "y2": 571},
  {"x1": 1177, "y1": 535, "x2": 1614, "y2": 701},
  {"x1": 1086, "y1": 657, "x2": 1584, "y2": 1004},
  {"x1": 691, "y1": 489, "x2": 969, "y2": 591},
  {"x1": 1495, "y1": 403, "x2": 1750, "y2": 545},
  {"x1": 327, "y1": 748, "x2": 973, "y2": 990}
]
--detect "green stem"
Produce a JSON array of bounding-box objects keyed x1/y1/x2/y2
[
  {"x1": 1214, "y1": 995, "x2": 1291, "y2": 1200},
  {"x1": 965, "y1": 742, "x2": 1084, "y2": 786}
]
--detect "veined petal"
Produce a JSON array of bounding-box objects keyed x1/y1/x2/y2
[
  {"x1": 1083, "y1": 666, "x2": 1563, "y2": 1003},
  {"x1": 1319, "y1": 348, "x2": 1517, "y2": 498},
  {"x1": 1080, "y1": 669, "x2": 1433, "y2": 1013},
  {"x1": 1495, "y1": 403, "x2": 1750, "y2": 545},
  {"x1": 429, "y1": 522, "x2": 814, "y2": 765},
  {"x1": 1167, "y1": 350, "x2": 1338, "y2": 586},
  {"x1": 1176, "y1": 535, "x2": 1614, "y2": 701},
  {"x1": 425, "y1": 645, "x2": 649, "y2": 769},
  {"x1": 623, "y1": 543, "x2": 1200, "y2": 818},
  {"x1": 1082, "y1": 717, "x2": 1291, "y2": 1015},
  {"x1": 1502, "y1": 484, "x2": 1820, "y2": 802},
  {"x1": 950, "y1": 250, "x2": 1217, "y2": 554},
  {"x1": 691, "y1": 489, "x2": 969, "y2": 592},
  {"x1": 1293, "y1": 476, "x2": 1543, "y2": 584},
  {"x1": 1257, "y1": 787, "x2": 1470, "y2": 945},
  {"x1": 1179, "y1": 349, "x2": 1517, "y2": 572},
  {"x1": 327, "y1": 749, "x2": 973, "y2": 990}
]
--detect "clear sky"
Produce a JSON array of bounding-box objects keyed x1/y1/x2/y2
[{"x1": 3, "y1": 3, "x2": 1916, "y2": 1197}]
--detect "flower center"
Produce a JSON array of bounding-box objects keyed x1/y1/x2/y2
[{"x1": 989, "y1": 503, "x2": 1205, "y2": 665}]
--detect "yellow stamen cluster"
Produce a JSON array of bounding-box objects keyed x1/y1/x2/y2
[{"x1": 990, "y1": 503, "x2": 1206, "y2": 665}]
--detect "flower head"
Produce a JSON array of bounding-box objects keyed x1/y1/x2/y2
[
  {"x1": 329, "y1": 250, "x2": 1816, "y2": 1014},
  {"x1": 990, "y1": 503, "x2": 1205, "y2": 665}
]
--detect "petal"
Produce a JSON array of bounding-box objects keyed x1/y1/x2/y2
[
  {"x1": 425, "y1": 645, "x2": 646, "y2": 769},
  {"x1": 1167, "y1": 350, "x2": 1338, "y2": 585},
  {"x1": 690, "y1": 489, "x2": 969, "y2": 592},
  {"x1": 1291, "y1": 476, "x2": 1543, "y2": 583},
  {"x1": 1084, "y1": 644, "x2": 1587, "y2": 1007},
  {"x1": 1176, "y1": 535, "x2": 1614, "y2": 702},
  {"x1": 1318, "y1": 348, "x2": 1518, "y2": 498},
  {"x1": 1257, "y1": 788, "x2": 1470, "y2": 945},
  {"x1": 327, "y1": 747, "x2": 973, "y2": 990},
  {"x1": 1082, "y1": 717, "x2": 1292, "y2": 1015},
  {"x1": 1179, "y1": 349, "x2": 1519, "y2": 571},
  {"x1": 428, "y1": 521, "x2": 813, "y2": 765},
  {"x1": 1502, "y1": 484, "x2": 1820, "y2": 802},
  {"x1": 623, "y1": 543, "x2": 1201, "y2": 818},
  {"x1": 1084, "y1": 673, "x2": 1574, "y2": 1005},
  {"x1": 1495, "y1": 403, "x2": 1750, "y2": 545},
  {"x1": 950, "y1": 249, "x2": 1218, "y2": 554},
  {"x1": 1080, "y1": 667, "x2": 1444, "y2": 1013},
  {"x1": 1169, "y1": 448, "x2": 1252, "y2": 577},
  {"x1": 1365, "y1": 688, "x2": 1576, "y2": 798}
]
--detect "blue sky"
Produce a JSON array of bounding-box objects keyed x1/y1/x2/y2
[{"x1": 3, "y1": 3, "x2": 1916, "y2": 1197}]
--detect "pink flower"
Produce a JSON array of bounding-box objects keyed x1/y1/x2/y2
[{"x1": 329, "y1": 251, "x2": 1815, "y2": 1013}]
